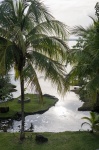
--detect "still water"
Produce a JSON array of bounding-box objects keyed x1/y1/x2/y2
[{"x1": 8, "y1": 74, "x2": 90, "y2": 133}]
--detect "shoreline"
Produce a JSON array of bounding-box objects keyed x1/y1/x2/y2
[{"x1": 0, "y1": 94, "x2": 59, "y2": 120}]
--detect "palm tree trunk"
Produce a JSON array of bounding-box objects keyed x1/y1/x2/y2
[{"x1": 20, "y1": 74, "x2": 25, "y2": 140}]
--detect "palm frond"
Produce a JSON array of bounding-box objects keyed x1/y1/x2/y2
[
  {"x1": 23, "y1": 62, "x2": 43, "y2": 102},
  {"x1": 27, "y1": 51, "x2": 68, "y2": 94},
  {"x1": 81, "y1": 122, "x2": 91, "y2": 128},
  {"x1": 0, "y1": 37, "x2": 11, "y2": 74},
  {"x1": 27, "y1": 0, "x2": 54, "y2": 23},
  {"x1": 28, "y1": 36, "x2": 68, "y2": 62},
  {"x1": 81, "y1": 117, "x2": 92, "y2": 122},
  {"x1": 28, "y1": 20, "x2": 69, "y2": 39}
]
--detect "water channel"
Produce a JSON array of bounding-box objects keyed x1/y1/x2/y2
[{"x1": 6, "y1": 73, "x2": 90, "y2": 133}]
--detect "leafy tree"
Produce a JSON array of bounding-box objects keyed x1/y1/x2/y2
[{"x1": 0, "y1": 0, "x2": 69, "y2": 140}]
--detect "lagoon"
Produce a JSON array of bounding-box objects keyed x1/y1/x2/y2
[{"x1": 8, "y1": 73, "x2": 90, "y2": 132}]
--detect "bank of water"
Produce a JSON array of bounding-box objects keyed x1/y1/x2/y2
[{"x1": 6, "y1": 74, "x2": 90, "y2": 133}]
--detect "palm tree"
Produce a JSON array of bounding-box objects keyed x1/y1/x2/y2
[
  {"x1": 0, "y1": 0, "x2": 69, "y2": 140},
  {"x1": 81, "y1": 112, "x2": 99, "y2": 133},
  {"x1": 65, "y1": 13, "x2": 99, "y2": 109}
]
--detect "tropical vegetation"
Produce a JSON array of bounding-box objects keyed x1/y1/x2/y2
[
  {"x1": 0, "y1": 0, "x2": 69, "y2": 140},
  {"x1": 65, "y1": 2, "x2": 99, "y2": 111},
  {"x1": 0, "y1": 74, "x2": 16, "y2": 101},
  {"x1": 81, "y1": 112, "x2": 99, "y2": 133}
]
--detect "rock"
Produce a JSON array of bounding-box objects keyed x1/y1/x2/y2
[
  {"x1": 0, "y1": 107, "x2": 9, "y2": 113},
  {"x1": 93, "y1": 105, "x2": 99, "y2": 113},
  {"x1": 35, "y1": 134, "x2": 48, "y2": 143},
  {"x1": 2, "y1": 124, "x2": 7, "y2": 132},
  {"x1": 18, "y1": 97, "x2": 30, "y2": 103},
  {"x1": 78, "y1": 101, "x2": 99, "y2": 112},
  {"x1": 78, "y1": 102, "x2": 93, "y2": 111}
]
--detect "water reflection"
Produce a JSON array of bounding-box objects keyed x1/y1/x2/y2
[
  {"x1": 9, "y1": 92, "x2": 90, "y2": 133},
  {"x1": 2, "y1": 73, "x2": 90, "y2": 132}
]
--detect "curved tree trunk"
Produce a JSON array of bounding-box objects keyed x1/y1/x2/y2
[{"x1": 20, "y1": 73, "x2": 25, "y2": 141}]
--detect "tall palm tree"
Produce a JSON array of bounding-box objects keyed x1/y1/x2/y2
[{"x1": 0, "y1": 0, "x2": 69, "y2": 140}]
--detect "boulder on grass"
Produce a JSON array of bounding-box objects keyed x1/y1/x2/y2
[
  {"x1": 35, "y1": 134, "x2": 48, "y2": 143},
  {"x1": 0, "y1": 107, "x2": 9, "y2": 113},
  {"x1": 18, "y1": 97, "x2": 30, "y2": 103}
]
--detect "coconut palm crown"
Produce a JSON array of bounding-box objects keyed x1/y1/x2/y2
[{"x1": 0, "y1": 0, "x2": 69, "y2": 140}]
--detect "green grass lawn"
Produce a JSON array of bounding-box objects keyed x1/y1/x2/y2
[
  {"x1": 0, "y1": 94, "x2": 57, "y2": 118},
  {"x1": 0, "y1": 132, "x2": 99, "y2": 150}
]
